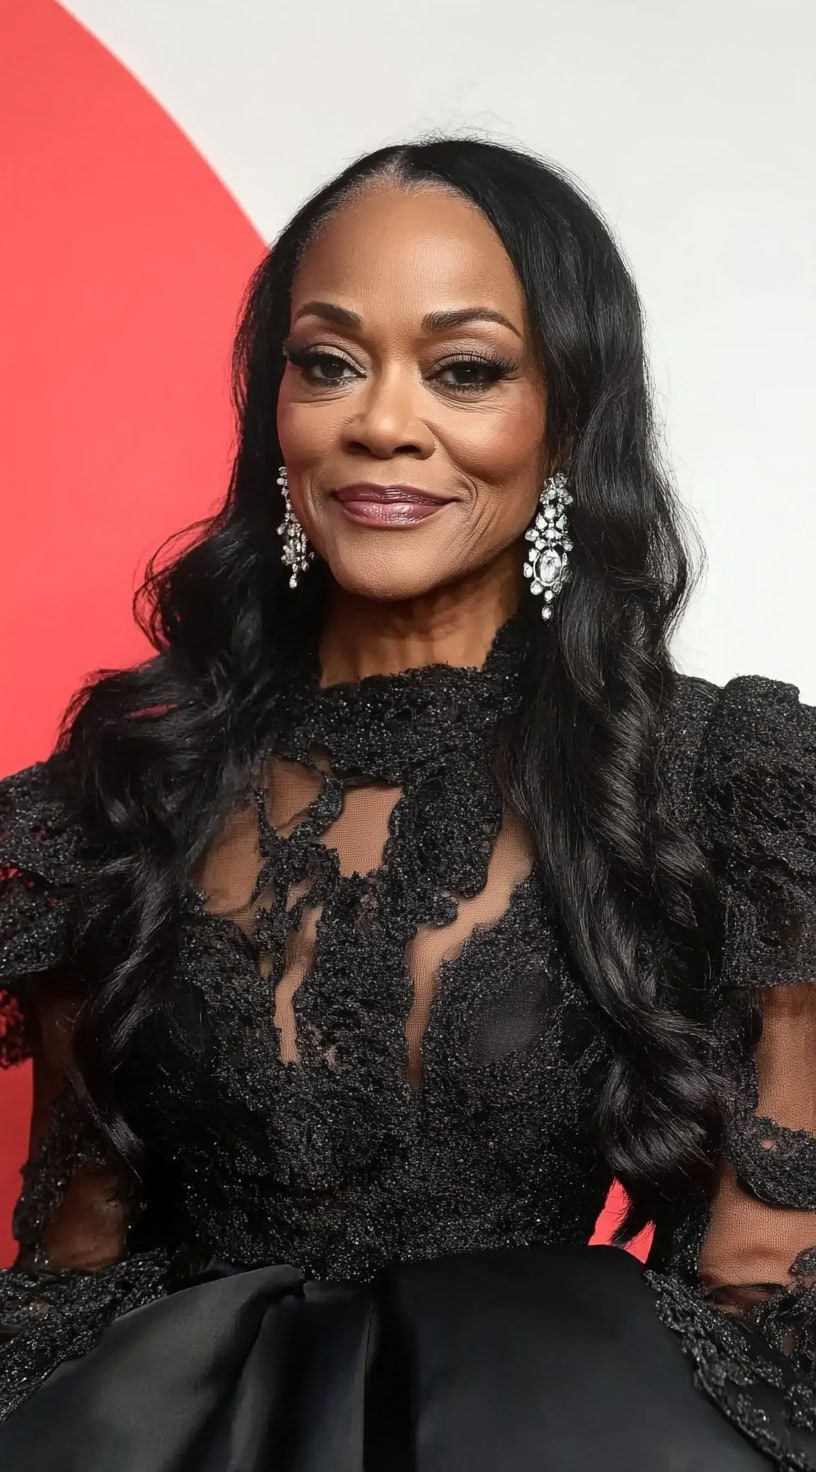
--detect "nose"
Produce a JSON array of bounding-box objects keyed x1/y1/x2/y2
[{"x1": 341, "y1": 367, "x2": 435, "y2": 460}]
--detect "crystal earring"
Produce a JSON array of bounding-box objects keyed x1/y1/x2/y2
[
  {"x1": 523, "y1": 470, "x2": 573, "y2": 620},
  {"x1": 276, "y1": 465, "x2": 313, "y2": 588}
]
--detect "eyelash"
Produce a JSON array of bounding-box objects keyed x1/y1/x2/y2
[{"x1": 283, "y1": 345, "x2": 515, "y2": 395}]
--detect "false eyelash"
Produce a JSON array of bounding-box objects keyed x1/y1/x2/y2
[
  {"x1": 283, "y1": 346, "x2": 356, "y2": 380},
  {"x1": 283, "y1": 344, "x2": 516, "y2": 392},
  {"x1": 432, "y1": 352, "x2": 515, "y2": 392}
]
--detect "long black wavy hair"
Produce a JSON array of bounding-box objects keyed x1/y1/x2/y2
[{"x1": 58, "y1": 136, "x2": 726, "y2": 1244}]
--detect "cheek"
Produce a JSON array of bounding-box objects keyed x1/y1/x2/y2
[
  {"x1": 276, "y1": 390, "x2": 344, "y2": 465},
  {"x1": 443, "y1": 396, "x2": 545, "y2": 486}
]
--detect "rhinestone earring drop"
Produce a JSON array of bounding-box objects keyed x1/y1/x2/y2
[
  {"x1": 276, "y1": 465, "x2": 313, "y2": 589},
  {"x1": 523, "y1": 470, "x2": 573, "y2": 620}
]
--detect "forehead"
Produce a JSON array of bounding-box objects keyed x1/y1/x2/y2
[{"x1": 291, "y1": 181, "x2": 528, "y2": 327}]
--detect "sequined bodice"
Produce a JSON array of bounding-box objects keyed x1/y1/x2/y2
[{"x1": 145, "y1": 622, "x2": 611, "y2": 1278}]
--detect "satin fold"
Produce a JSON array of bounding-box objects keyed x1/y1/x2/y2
[{"x1": 0, "y1": 1245, "x2": 799, "y2": 1470}]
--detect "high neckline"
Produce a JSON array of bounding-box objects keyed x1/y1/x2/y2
[{"x1": 263, "y1": 611, "x2": 530, "y2": 781}]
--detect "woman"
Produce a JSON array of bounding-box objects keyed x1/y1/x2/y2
[{"x1": 0, "y1": 137, "x2": 814, "y2": 1470}]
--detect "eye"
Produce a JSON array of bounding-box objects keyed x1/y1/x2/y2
[
  {"x1": 431, "y1": 354, "x2": 514, "y2": 394},
  {"x1": 285, "y1": 347, "x2": 359, "y2": 388}
]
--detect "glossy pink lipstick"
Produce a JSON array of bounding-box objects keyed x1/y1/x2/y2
[{"x1": 331, "y1": 484, "x2": 452, "y2": 527}]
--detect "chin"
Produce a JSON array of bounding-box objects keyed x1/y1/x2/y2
[{"x1": 322, "y1": 547, "x2": 451, "y2": 604}]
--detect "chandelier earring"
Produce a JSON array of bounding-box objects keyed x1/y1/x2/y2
[
  {"x1": 276, "y1": 465, "x2": 313, "y2": 589},
  {"x1": 523, "y1": 470, "x2": 574, "y2": 620}
]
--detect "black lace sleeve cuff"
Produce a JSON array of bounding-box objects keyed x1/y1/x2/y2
[
  {"x1": 647, "y1": 1268, "x2": 816, "y2": 1465},
  {"x1": 0, "y1": 1252, "x2": 170, "y2": 1422}
]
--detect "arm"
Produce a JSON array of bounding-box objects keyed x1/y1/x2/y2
[
  {"x1": 12, "y1": 974, "x2": 129, "y2": 1273},
  {"x1": 699, "y1": 980, "x2": 816, "y2": 1363},
  {"x1": 0, "y1": 760, "x2": 169, "y2": 1420},
  {"x1": 0, "y1": 977, "x2": 170, "y2": 1424},
  {"x1": 647, "y1": 672, "x2": 816, "y2": 1463}
]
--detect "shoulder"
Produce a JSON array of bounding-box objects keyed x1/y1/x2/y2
[
  {"x1": 661, "y1": 666, "x2": 815, "y2": 740},
  {"x1": 0, "y1": 752, "x2": 90, "y2": 1021},
  {"x1": 660, "y1": 668, "x2": 816, "y2": 990},
  {"x1": 659, "y1": 668, "x2": 815, "y2": 819},
  {"x1": 0, "y1": 751, "x2": 88, "y2": 881}
]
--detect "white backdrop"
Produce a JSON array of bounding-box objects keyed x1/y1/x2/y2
[{"x1": 62, "y1": 0, "x2": 816, "y2": 695}]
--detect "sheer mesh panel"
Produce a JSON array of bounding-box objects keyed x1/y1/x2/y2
[
  {"x1": 699, "y1": 982, "x2": 816, "y2": 1331},
  {"x1": 11, "y1": 978, "x2": 129, "y2": 1273},
  {"x1": 193, "y1": 757, "x2": 534, "y2": 1088}
]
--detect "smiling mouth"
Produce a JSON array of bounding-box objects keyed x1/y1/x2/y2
[
  {"x1": 330, "y1": 484, "x2": 453, "y2": 526},
  {"x1": 329, "y1": 485, "x2": 450, "y2": 509}
]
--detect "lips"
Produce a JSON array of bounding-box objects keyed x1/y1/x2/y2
[
  {"x1": 331, "y1": 484, "x2": 452, "y2": 527},
  {"x1": 333, "y1": 484, "x2": 447, "y2": 506}
]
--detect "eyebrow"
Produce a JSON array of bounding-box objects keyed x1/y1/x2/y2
[{"x1": 292, "y1": 300, "x2": 522, "y2": 339}]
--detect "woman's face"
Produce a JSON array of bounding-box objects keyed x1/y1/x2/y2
[{"x1": 277, "y1": 181, "x2": 549, "y2": 604}]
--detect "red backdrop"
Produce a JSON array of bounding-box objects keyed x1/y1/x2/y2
[{"x1": 0, "y1": 0, "x2": 644, "y2": 1265}]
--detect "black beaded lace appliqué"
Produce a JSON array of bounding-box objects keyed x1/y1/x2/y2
[
  {"x1": 166, "y1": 619, "x2": 610, "y2": 1281},
  {"x1": 650, "y1": 674, "x2": 816, "y2": 1468},
  {"x1": 1, "y1": 637, "x2": 816, "y2": 1465}
]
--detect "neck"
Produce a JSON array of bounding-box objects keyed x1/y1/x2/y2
[{"x1": 318, "y1": 554, "x2": 523, "y2": 686}]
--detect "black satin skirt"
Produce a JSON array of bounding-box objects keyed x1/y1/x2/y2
[{"x1": 0, "y1": 1244, "x2": 787, "y2": 1470}]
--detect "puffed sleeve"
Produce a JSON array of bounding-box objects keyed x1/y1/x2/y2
[
  {"x1": 651, "y1": 674, "x2": 816, "y2": 1464},
  {"x1": 0, "y1": 754, "x2": 89, "y2": 1062},
  {"x1": 0, "y1": 755, "x2": 169, "y2": 1421}
]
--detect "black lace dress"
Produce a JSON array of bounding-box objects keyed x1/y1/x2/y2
[{"x1": 1, "y1": 622, "x2": 815, "y2": 1469}]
